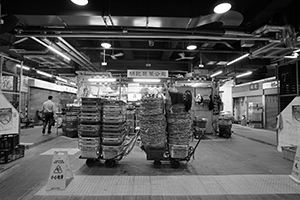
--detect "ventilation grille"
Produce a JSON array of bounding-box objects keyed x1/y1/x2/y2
[{"x1": 279, "y1": 63, "x2": 297, "y2": 95}]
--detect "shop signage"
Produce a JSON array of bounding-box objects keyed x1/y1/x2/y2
[
  {"x1": 262, "y1": 81, "x2": 279, "y2": 90},
  {"x1": 290, "y1": 145, "x2": 300, "y2": 184},
  {"x1": 292, "y1": 105, "x2": 300, "y2": 123},
  {"x1": 46, "y1": 151, "x2": 73, "y2": 190},
  {"x1": 127, "y1": 70, "x2": 168, "y2": 78},
  {"x1": 262, "y1": 81, "x2": 279, "y2": 89},
  {"x1": 249, "y1": 83, "x2": 259, "y2": 90},
  {"x1": 0, "y1": 92, "x2": 19, "y2": 135}
]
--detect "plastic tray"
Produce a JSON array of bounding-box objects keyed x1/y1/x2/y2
[
  {"x1": 102, "y1": 145, "x2": 123, "y2": 159},
  {"x1": 169, "y1": 144, "x2": 189, "y2": 159}
]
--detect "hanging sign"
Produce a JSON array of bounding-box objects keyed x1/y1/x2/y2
[
  {"x1": 262, "y1": 81, "x2": 279, "y2": 89},
  {"x1": 46, "y1": 151, "x2": 73, "y2": 190},
  {"x1": 249, "y1": 83, "x2": 259, "y2": 90},
  {"x1": 127, "y1": 70, "x2": 168, "y2": 78},
  {"x1": 290, "y1": 146, "x2": 300, "y2": 184}
]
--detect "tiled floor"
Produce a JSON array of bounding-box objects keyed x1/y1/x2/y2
[{"x1": 0, "y1": 126, "x2": 298, "y2": 200}]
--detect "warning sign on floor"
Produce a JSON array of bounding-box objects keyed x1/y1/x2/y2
[
  {"x1": 46, "y1": 151, "x2": 73, "y2": 190},
  {"x1": 290, "y1": 146, "x2": 300, "y2": 184}
]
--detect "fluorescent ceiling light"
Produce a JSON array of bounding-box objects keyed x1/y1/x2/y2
[
  {"x1": 214, "y1": 3, "x2": 232, "y2": 14},
  {"x1": 210, "y1": 70, "x2": 222, "y2": 77},
  {"x1": 133, "y1": 79, "x2": 161, "y2": 83},
  {"x1": 16, "y1": 64, "x2": 30, "y2": 71},
  {"x1": 226, "y1": 53, "x2": 250, "y2": 66},
  {"x1": 88, "y1": 78, "x2": 116, "y2": 82},
  {"x1": 30, "y1": 37, "x2": 71, "y2": 61},
  {"x1": 56, "y1": 76, "x2": 68, "y2": 83},
  {"x1": 70, "y1": 82, "x2": 77, "y2": 86},
  {"x1": 284, "y1": 52, "x2": 299, "y2": 59},
  {"x1": 236, "y1": 71, "x2": 252, "y2": 78},
  {"x1": 187, "y1": 45, "x2": 197, "y2": 50},
  {"x1": 101, "y1": 42, "x2": 111, "y2": 49},
  {"x1": 207, "y1": 61, "x2": 217, "y2": 65},
  {"x1": 36, "y1": 70, "x2": 53, "y2": 78},
  {"x1": 216, "y1": 61, "x2": 228, "y2": 65},
  {"x1": 71, "y1": 0, "x2": 88, "y2": 6},
  {"x1": 294, "y1": 49, "x2": 300, "y2": 53}
]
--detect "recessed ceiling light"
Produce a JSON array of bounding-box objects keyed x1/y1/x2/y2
[
  {"x1": 101, "y1": 42, "x2": 111, "y2": 49},
  {"x1": 71, "y1": 0, "x2": 88, "y2": 6},
  {"x1": 187, "y1": 45, "x2": 197, "y2": 50},
  {"x1": 214, "y1": 3, "x2": 232, "y2": 14}
]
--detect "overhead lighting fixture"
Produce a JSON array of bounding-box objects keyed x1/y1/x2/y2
[
  {"x1": 102, "y1": 62, "x2": 107, "y2": 66},
  {"x1": 214, "y1": 3, "x2": 232, "y2": 14},
  {"x1": 16, "y1": 64, "x2": 30, "y2": 71},
  {"x1": 187, "y1": 45, "x2": 197, "y2": 50},
  {"x1": 133, "y1": 79, "x2": 161, "y2": 83},
  {"x1": 88, "y1": 78, "x2": 116, "y2": 82},
  {"x1": 56, "y1": 76, "x2": 68, "y2": 83},
  {"x1": 284, "y1": 52, "x2": 299, "y2": 59},
  {"x1": 30, "y1": 37, "x2": 71, "y2": 61},
  {"x1": 36, "y1": 70, "x2": 53, "y2": 78},
  {"x1": 236, "y1": 71, "x2": 252, "y2": 78},
  {"x1": 210, "y1": 70, "x2": 223, "y2": 78},
  {"x1": 101, "y1": 42, "x2": 111, "y2": 49},
  {"x1": 226, "y1": 53, "x2": 250, "y2": 66},
  {"x1": 70, "y1": 82, "x2": 77, "y2": 86},
  {"x1": 71, "y1": 0, "x2": 88, "y2": 6}
]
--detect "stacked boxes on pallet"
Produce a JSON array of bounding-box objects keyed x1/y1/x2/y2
[
  {"x1": 62, "y1": 106, "x2": 80, "y2": 138},
  {"x1": 0, "y1": 134, "x2": 25, "y2": 164},
  {"x1": 102, "y1": 100, "x2": 126, "y2": 159},
  {"x1": 78, "y1": 98, "x2": 102, "y2": 159}
]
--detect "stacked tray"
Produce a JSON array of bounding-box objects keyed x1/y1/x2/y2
[
  {"x1": 62, "y1": 105, "x2": 80, "y2": 137},
  {"x1": 78, "y1": 98, "x2": 102, "y2": 159},
  {"x1": 101, "y1": 100, "x2": 127, "y2": 159}
]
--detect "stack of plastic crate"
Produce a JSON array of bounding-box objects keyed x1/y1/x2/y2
[
  {"x1": 0, "y1": 134, "x2": 25, "y2": 164},
  {"x1": 78, "y1": 98, "x2": 102, "y2": 159},
  {"x1": 102, "y1": 100, "x2": 127, "y2": 159},
  {"x1": 62, "y1": 105, "x2": 80, "y2": 138},
  {"x1": 126, "y1": 109, "x2": 135, "y2": 135}
]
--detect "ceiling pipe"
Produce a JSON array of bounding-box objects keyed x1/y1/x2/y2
[
  {"x1": 57, "y1": 37, "x2": 97, "y2": 71},
  {"x1": 15, "y1": 33, "x2": 279, "y2": 42}
]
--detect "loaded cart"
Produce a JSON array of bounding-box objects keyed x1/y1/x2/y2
[
  {"x1": 78, "y1": 99, "x2": 140, "y2": 167},
  {"x1": 140, "y1": 93, "x2": 203, "y2": 168}
]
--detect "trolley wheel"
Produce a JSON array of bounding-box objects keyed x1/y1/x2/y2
[
  {"x1": 171, "y1": 160, "x2": 180, "y2": 168},
  {"x1": 153, "y1": 160, "x2": 162, "y2": 168},
  {"x1": 86, "y1": 159, "x2": 96, "y2": 167},
  {"x1": 105, "y1": 159, "x2": 116, "y2": 168}
]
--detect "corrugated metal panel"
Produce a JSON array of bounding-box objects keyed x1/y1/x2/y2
[
  {"x1": 28, "y1": 88, "x2": 60, "y2": 119},
  {"x1": 279, "y1": 95, "x2": 296, "y2": 112},
  {"x1": 278, "y1": 63, "x2": 297, "y2": 95},
  {"x1": 265, "y1": 95, "x2": 278, "y2": 130}
]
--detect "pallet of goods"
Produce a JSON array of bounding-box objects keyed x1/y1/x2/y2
[
  {"x1": 78, "y1": 98, "x2": 102, "y2": 159},
  {"x1": 166, "y1": 102, "x2": 192, "y2": 159},
  {"x1": 101, "y1": 100, "x2": 127, "y2": 160},
  {"x1": 62, "y1": 105, "x2": 80, "y2": 138},
  {"x1": 140, "y1": 96, "x2": 167, "y2": 160}
]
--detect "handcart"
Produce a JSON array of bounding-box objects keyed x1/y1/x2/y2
[
  {"x1": 141, "y1": 131, "x2": 205, "y2": 168},
  {"x1": 193, "y1": 117, "x2": 207, "y2": 139},
  {"x1": 79, "y1": 128, "x2": 140, "y2": 168},
  {"x1": 212, "y1": 112, "x2": 233, "y2": 138}
]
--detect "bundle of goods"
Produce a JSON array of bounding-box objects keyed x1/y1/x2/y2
[
  {"x1": 166, "y1": 100, "x2": 193, "y2": 159},
  {"x1": 62, "y1": 105, "x2": 80, "y2": 138},
  {"x1": 0, "y1": 134, "x2": 25, "y2": 164},
  {"x1": 78, "y1": 98, "x2": 102, "y2": 159},
  {"x1": 101, "y1": 100, "x2": 127, "y2": 159},
  {"x1": 140, "y1": 97, "x2": 167, "y2": 148}
]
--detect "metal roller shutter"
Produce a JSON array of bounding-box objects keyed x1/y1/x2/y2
[{"x1": 265, "y1": 95, "x2": 278, "y2": 130}]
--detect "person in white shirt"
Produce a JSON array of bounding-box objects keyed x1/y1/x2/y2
[{"x1": 41, "y1": 96, "x2": 56, "y2": 134}]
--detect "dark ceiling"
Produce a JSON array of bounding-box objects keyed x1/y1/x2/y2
[{"x1": 1, "y1": 0, "x2": 300, "y2": 83}]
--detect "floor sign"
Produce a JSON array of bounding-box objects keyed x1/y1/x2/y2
[
  {"x1": 290, "y1": 145, "x2": 300, "y2": 184},
  {"x1": 46, "y1": 151, "x2": 73, "y2": 190}
]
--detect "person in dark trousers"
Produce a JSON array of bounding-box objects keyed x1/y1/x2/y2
[{"x1": 41, "y1": 95, "x2": 56, "y2": 134}]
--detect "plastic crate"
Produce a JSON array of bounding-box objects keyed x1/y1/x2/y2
[
  {"x1": 65, "y1": 112, "x2": 79, "y2": 116},
  {"x1": 102, "y1": 134, "x2": 125, "y2": 146},
  {"x1": 0, "y1": 150, "x2": 13, "y2": 164},
  {"x1": 103, "y1": 118, "x2": 125, "y2": 123},
  {"x1": 169, "y1": 144, "x2": 189, "y2": 159},
  {"x1": 145, "y1": 146, "x2": 166, "y2": 160},
  {"x1": 78, "y1": 130, "x2": 100, "y2": 137},
  {"x1": 102, "y1": 145, "x2": 123, "y2": 159},
  {"x1": 0, "y1": 134, "x2": 19, "y2": 151},
  {"x1": 79, "y1": 115, "x2": 101, "y2": 123},
  {"x1": 78, "y1": 136, "x2": 101, "y2": 146},
  {"x1": 80, "y1": 145, "x2": 100, "y2": 158},
  {"x1": 65, "y1": 116, "x2": 78, "y2": 122},
  {"x1": 79, "y1": 124, "x2": 100, "y2": 131}
]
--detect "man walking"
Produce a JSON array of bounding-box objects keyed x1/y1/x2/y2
[{"x1": 41, "y1": 95, "x2": 56, "y2": 134}]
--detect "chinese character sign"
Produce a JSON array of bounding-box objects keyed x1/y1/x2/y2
[{"x1": 127, "y1": 70, "x2": 168, "y2": 78}]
